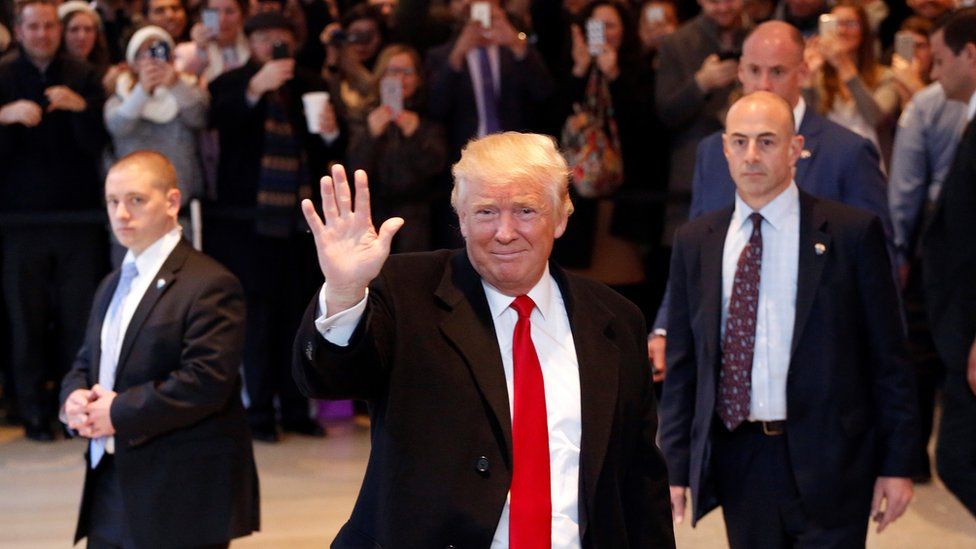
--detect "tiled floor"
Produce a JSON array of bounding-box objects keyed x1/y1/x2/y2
[{"x1": 1, "y1": 419, "x2": 973, "y2": 548}]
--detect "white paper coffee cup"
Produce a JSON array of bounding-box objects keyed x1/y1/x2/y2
[{"x1": 302, "y1": 91, "x2": 330, "y2": 133}]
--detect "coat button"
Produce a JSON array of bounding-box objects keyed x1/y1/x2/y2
[{"x1": 475, "y1": 456, "x2": 490, "y2": 473}]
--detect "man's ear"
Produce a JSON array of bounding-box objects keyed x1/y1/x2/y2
[
  {"x1": 166, "y1": 188, "x2": 182, "y2": 216},
  {"x1": 789, "y1": 134, "x2": 805, "y2": 167}
]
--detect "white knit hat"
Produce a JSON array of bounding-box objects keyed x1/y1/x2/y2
[
  {"x1": 57, "y1": 1, "x2": 102, "y2": 26},
  {"x1": 125, "y1": 25, "x2": 175, "y2": 65}
]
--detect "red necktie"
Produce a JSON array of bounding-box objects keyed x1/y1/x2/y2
[
  {"x1": 718, "y1": 212, "x2": 763, "y2": 431},
  {"x1": 509, "y1": 295, "x2": 551, "y2": 548}
]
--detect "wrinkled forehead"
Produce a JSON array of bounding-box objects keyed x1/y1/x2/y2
[{"x1": 458, "y1": 177, "x2": 553, "y2": 209}]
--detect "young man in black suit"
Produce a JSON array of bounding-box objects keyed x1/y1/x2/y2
[
  {"x1": 60, "y1": 152, "x2": 259, "y2": 548},
  {"x1": 661, "y1": 92, "x2": 919, "y2": 547},
  {"x1": 293, "y1": 132, "x2": 674, "y2": 547}
]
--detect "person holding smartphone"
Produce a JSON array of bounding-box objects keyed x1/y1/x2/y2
[
  {"x1": 347, "y1": 44, "x2": 447, "y2": 253},
  {"x1": 804, "y1": 0, "x2": 899, "y2": 166},
  {"x1": 208, "y1": 11, "x2": 342, "y2": 442},
  {"x1": 104, "y1": 26, "x2": 208, "y2": 214},
  {"x1": 175, "y1": 0, "x2": 250, "y2": 84}
]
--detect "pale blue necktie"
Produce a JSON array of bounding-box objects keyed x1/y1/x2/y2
[{"x1": 91, "y1": 261, "x2": 138, "y2": 469}]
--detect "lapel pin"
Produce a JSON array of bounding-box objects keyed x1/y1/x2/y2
[
  {"x1": 800, "y1": 150, "x2": 812, "y2": 159},
  {"x1": 814, "y1": 242, "x2": 826, "y2": 255},
  {"x1": 156, "y1": 278, "x2": 166, "y2": 289}
]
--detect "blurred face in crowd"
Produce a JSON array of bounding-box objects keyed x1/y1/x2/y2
[
  {"x1": 907, "y1": 0, "x2": 954, "y2": 21},
  {"x1": 698, "y1": 0, "x2": 743, "y2": 30},
  {"x1": 368, "y1": 0, "x2": 398, "y2": 20},
  {"x1": 252, "y1": 0, "x2": 284, "y2": 14},
  {"x1": 16, "y1": 3, "x2": 61, "y2": 64},
  {"x1": 831, "y1": 6, "x2": 863, "y2": 54},
  {"x1": 147, "y1": 0, "x2": 187, "y2": 40},
  {"x1": 590, "y1": 5, "x2": 624, "y2": 52},
  {"x1": 638, "y1": 1, "x2": 677, "y2": 51},
  {"x1": 930, "y1": 29, "x2": 976, "y2": 103},
  {"x1": 786, "y1": 0, "x2": 825, "y2": 19},
  {"x1": 384, "y1": 52, "x2": 420, "y2": 99},
  {"x1": 105, "y1": 162, "x2": 181, "y2": 256},
  {"x1": 208, "y1": 0, "x2": 245, "y2": 45},
  {"x1": 63, "y1": 11, "x2": 98, "y2": 60},
  {"x1": 249, "y1": 27, "x2": 294, "y2": 63},
  {"x1": 739, "y1": 23, "x2": 809, "y2": 108},
  {"x1": 723, "y1": 92, "x2": 804, "y2": 209},
  {"x1": 458, "y1": 177, "x2": 568, "y2": 297},
  {"x1": 347, "y1": 17, "x2": 382, "y2": 63}
]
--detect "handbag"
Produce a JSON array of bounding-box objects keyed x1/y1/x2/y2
[{"x1": 561, "y1": 67, "x2": 625, "y2": 198}]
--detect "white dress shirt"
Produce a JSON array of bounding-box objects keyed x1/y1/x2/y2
[
  {"x1": 101, "y1": 227, "x2": 182, "y2": 453},
  {"x1": 793, "y1": 97, "x2": 806, "y2": 133},
  {"x1": 967, "y1": 90, "x2": 976, "y2": 122},
  {"x1": 465, "y1": 45, "x2": 501, "y2": 138},
  {"x1": 314, "y1": 265, "x2": 583, "y2": 548},
  {"x1": 721, "y1": 183, "x2": 799, "y2": 421}
]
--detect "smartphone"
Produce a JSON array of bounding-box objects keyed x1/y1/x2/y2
[
  {"x1": 272, "y1": 40, "x2": 290, "y2": 59},
  {"x1": 819, "y1": 14, "x2": 837, "y2": 36},
  {"x1": 380, "y1": 76, "x2": 404, "y2": 116},
  {"x1": 645, "y1": 5, "x2": 665, "y2": 24},
  {"x1": 202, "y1": 8, "x2": 219, "y2": 35},
  {"x1": 471, "y1": 1, "x2": 491, "y2": 29},
  {"x1": 586, "y1": 18, "x2": 605, "y2": 57},
  {"x1": 148, "y1": 40, "x2": 171, "y2": 61},
  {"x1": 894, "y1": 31, "x2": 915, "y2": 62}
]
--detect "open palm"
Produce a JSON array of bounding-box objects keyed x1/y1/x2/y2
[{"x1": 301, "y1": 165, "x2": 403, "y2": 314}]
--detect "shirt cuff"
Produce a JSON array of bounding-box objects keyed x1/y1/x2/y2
[{"x1": 314, "y1": 283, "x2": 368, "y2": 346}]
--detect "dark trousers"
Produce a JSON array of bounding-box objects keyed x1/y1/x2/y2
[
  {"x1": 2, "y1": 226, "x2": 104, "y2": 426},
  {"x1": 936, "y1": 368, "x2": 976, "y2": 517},
  {"x1": 240, "y1": 235, "x2": 316, "y2": 429},
  {"x1": 713, "y1": 421, "x2": 869, "y2": 549}
]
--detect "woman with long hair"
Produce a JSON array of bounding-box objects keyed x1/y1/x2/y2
[
  {"x1": 175, "y1": 0, "x2": 250, "y2": 84},
  {"x1": 346, "y1": 44, "x2": 447, "y2": 252},
  {"x1": 805, "y1": 0, "x2": 898, "y2": 164},
  {"x1": 58, "y1": 1, "x2": 121, "y2": 95}
]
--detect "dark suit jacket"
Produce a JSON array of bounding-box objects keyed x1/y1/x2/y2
[
  {"x1": 425, "y1": 41, "x2": 554, "y2": 158},
  {"x1": 689, "y1": 107, "x2": 893, "y2": 242},
  {"x1": 923, "y1": 118, "x2": 976, "y2": 369},
  {"x1": 660, "y1": 191, "x2": 918, "y2": 527},
  {"x1": 60, "y1": 240, "x2": 259, "y2": 548},
  {"x1": 652, "y1": 107, "x2": 893, "y2": 331},
  {"x1": 293, "y1": 250, "x2": 675, "y2": 548}
]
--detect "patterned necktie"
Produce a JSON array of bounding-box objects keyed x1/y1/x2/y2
[
  {"x1": 91, "y1": 261, "x2": 139, "y2": 468},
  {"x1": 718, "y1": 213, "x2": 763, "y2": 431},
  {"x1": 477, "y1": 47, "x2": 502, "y2": 135},
  {"x1": 509, "y1": 295, "x2": 551, "y2": 548}
]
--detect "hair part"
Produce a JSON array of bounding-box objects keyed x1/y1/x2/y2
[{"x1": 451, "y1": 132, "x2": 574, "y2": 219}]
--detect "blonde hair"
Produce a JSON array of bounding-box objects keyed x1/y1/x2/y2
[
  {"x1": 110, "y1": 150, "x2": 179, "y2": 191},
  {"x1": 451, "y1": 132, "x2": 574, "y2": 218}
]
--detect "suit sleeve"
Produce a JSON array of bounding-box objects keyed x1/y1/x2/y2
[
  {"x1": 689, "y1": 137, "x2": 711, "y2": 221},
  {"x1": 855, "y1": 217, "x2": 919, "y2": 477},
  {"x1": 887, "y1": 100, "x2": 931, "y2": 262},
  {"x1": 658, "y1": 227, "x2": 698, "y2": 486},
  {"x1": 59, "y1": 278, "x2": 114, "y2": 407},
  {"x1": 654, "y1": 37, "x2": 707, "y2": 129},
  {"x1": 109, "y1": 270, "x2": 247, "y2": 444},
  {"x1": 292, "y1": 270, "x2": 396, "y2": 401},
  {"x1": 841, "y1": 136, "x2": 895, "y2": 255}
]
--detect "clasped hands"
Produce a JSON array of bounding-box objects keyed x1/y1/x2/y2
[
  {"x1": 63, "y1": 385, "x2": 118, "y2": 438},
  {"x1": 0, "y1": 86, "x2": 87, "y2": 127}
]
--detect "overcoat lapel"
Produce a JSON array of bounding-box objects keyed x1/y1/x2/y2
[
  {"x1": 114, "y1": 241, "x2": 190, "y2": 381},
  {"x1": 791, "y1": 192, "x2": 830, "y2": 357},
  {"x1": 435, "y1": 252, "x2": 513, "y2": 465},
  {"x1": 551, "y1": 265, "x2": 619, "y2": 531}
]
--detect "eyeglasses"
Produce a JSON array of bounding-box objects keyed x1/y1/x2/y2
[{"x1": 385, "y1": 67, "x2": 416, "y2": 76}]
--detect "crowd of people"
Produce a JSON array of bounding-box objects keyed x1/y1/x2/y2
[{"x1": 0, "y1": 0, "x2": 975, "y2": 545}]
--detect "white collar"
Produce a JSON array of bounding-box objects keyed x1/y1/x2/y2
[
  {"x1": 794, "y1": 96, "x2": 806, "y2": 133},
  {"x1": 733, "y1": 181, "x2": 799, "y2": 232},
  {"x1": 967, "y1": 91, "x2": 976, "y2": 122},
  {"x1": 482, "y1": 264, "x2": 554, "y2": 322},
  {"x1": 123, "y1": 227, "x2": 183, "y2": 280}
]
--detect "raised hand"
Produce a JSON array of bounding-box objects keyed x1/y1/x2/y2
[{"x1": 301, "y1": 165, "x2": 404, "y2": 316}]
